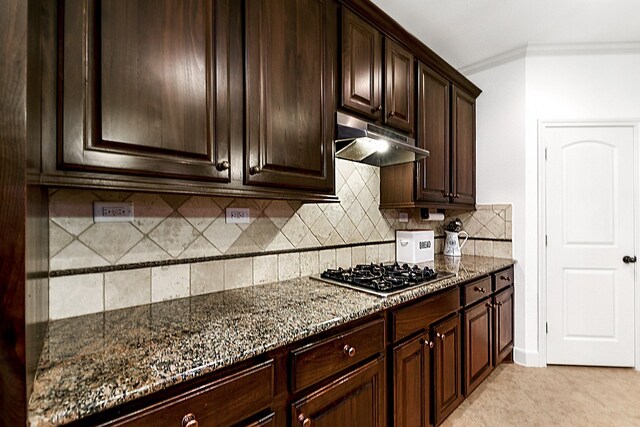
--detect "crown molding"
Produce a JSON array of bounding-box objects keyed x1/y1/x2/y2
[{"x1": 461, "y1": 41, "x2": 640, "y2": 76}]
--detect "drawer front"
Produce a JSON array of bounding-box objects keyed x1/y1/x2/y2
[
  {"x1": 493, "y1": 267, "x2": 514, "y2": 292},
  {"x1": 107, "y1": 361, "x2": 274, "y2": 427},
  {"x1": 463, "y1": 276, "x2": 491, "y2": 307},
  {"x1": 391, "y1": 287, "x2": 460, "y2": 343},
  {"x1": 291, "y1": 318, "x2": 385, "y2": 393}
]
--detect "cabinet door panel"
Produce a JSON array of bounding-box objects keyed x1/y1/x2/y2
[
  {"x1": 494, "y1": 286, "x2": 514, "y2": 364},
  {"x1": 452, "y1": 86, "x2": 476, "y2": 205},
  {"x1": 384, "y1": 39, "x2": 414, "y2": 133},
  {"x1": 292, "y1": 357, "x2": 385, "y2": 427},
  {"x1": 245, "y1": 0, "x2": 335, "y2": 192},
  {"x1": 60, "y1": 0, "x2": 232, "y2": 181},
  {"x1": 416, "y1": 62, "x2": 450, "y2": 203},
  {"x1": 393, "y1": 334, "x2": 430, "y2": 427},
  {"x1": 464, "y1": 300, "x2": 493, "y2": 396},
  {"x1": 433, "y1": 315, "x2": 463, "y2": 426},
  {"x1": 341, "y1": 9, "x2": 382, "y2": 120}
]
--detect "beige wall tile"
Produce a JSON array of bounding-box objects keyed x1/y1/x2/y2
[
  {"x1": 50, "y1": 241, "x2": 110, "y2": 270},
  {"x1": 278, "y1": 252, "x2": 300, "y2": 280},
  {"x1": 253, "y1": 255, "x2": 278, "y2": 285},
  {"x1": 336, "y1": 247, "x2": 352, "y2": 269},
  {"x1": 224, "y1": 257, "x2": 253, "y2": 290},
  {"x1": 461, "y1": 240, "x2": 475, "y2": 256},
  {"x1": 494, "y1": 241, "x2": 513, "y2": 259},
  {"x1": 352, "y1": 246, "x2": 366, "y2": 265},
  {"x1": 319, "y1": 249, "x2": 336, "y2": 271},
  {"x1": 50, "y1": 274, "x2": 104, "y2": 320},
  {"x1": 105, "y1": 268, "x2": 151, "y2": 310},
  {"x1": 366, "y1": 245, "x2": 379, "y2": 264},
  {"x1": 300, "y1": 251, "x2": 319, "y2": 276},
  {"x1": 151, "y1": 265, "x2": 190, "y2": 302},
  {"x1": 79, "y1": 222, "x2": 143, "y2": 263},
  {"x1": 379, "y1": 243, "x2": 395, "y2": 263},
  {"x1": 475, "y1": 240, "x2": 494, "y2": 257},
  {"x1": 191, "y1": 260, "x2": 224, "y2": 295}
]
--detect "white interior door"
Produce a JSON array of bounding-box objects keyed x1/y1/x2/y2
[{"x1": 546, "y1": 124, "x2": 636, "y2": 367}]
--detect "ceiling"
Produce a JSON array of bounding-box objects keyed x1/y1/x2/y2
[{"x1": 371, "y1": 0, "x2": 640, "y2": 69}]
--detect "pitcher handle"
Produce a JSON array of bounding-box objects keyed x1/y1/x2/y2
[{"x1": 458, "y1": 231, "x2": 469, "y2": 249}]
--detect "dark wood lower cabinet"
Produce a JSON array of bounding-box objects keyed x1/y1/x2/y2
[
  {"x1": 291, "y1": 357, "x2": 385, "y2": 427},
  {"x1": 432, "y1": 315, "x2": 463, "y2": 426},
  {"x1": 463, "y1": 299, "x2": 494, "y2": 397},
  {"x1": 393, "y1": 334, "x2": 431, "y2": 427},
  {"x1": 494, "y1": 286, "x2": 515, "y2": 365}
]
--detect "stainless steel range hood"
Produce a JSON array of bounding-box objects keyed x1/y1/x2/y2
[{"x1": 335, "y1": 112, "x2": 429, "y2": 166}]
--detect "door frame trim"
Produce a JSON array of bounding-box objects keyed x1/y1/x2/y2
[{"x1": 538, "y1": 120, "x2": 640, "y2": 370}]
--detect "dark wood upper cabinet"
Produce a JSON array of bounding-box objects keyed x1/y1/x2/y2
[
  {"x1": 451, "y1": 86, "x2": 476, "y2": 205},
  {"x1": 416, "y1": 62, "x2": 450, "y2": 204},
  {"x1": 245, "y1": 0, "x2": 336, "y2": 192},
  {"x1": 393, "y1": 334, "x2": 431, "y2": 427},
  {"x1": 59, "y1": 0, "x2": 233, "y2": 182},
  {"x1": 341, "y1": 8, "x2": 382, "y2": 120},
  {"x1": 463, "y1": 300, "x2": 494, "y2": 397},
  {"x1": 494, "y1": 286, "x2": 514, "y2": 365},
  {"x1": 384, "y1": 39, "x2": 414, "y2": 133},
  {"x1": 432, "y1": 315, "x2": 463, "y2": 426},
  {"x1": 291, "y1": 357, "x2": 385, "y2": 427}
]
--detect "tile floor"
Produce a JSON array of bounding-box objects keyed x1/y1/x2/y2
[{"x1": 442, "y1": 364, "x2": 640, "y2": 426}]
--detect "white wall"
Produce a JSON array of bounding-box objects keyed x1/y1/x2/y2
[
  {"x1": 468, "y1": 49, "x2": 640, "y2": 366},
  {"x1": 469, "y1": 58, "x2": 529, "y2": 362}
]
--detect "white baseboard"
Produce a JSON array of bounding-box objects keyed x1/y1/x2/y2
[{"x1": 513, "y1": 347, "x2": 545, "y2": 367}]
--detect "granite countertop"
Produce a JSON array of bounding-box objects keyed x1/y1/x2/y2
[{"x1": 28, "y1": 255, "x2": 515, "y2": 426}]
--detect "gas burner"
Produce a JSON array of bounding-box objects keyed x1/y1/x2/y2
[{"x1": 316, "y1": 262, "x2": 450, "y2": 297}]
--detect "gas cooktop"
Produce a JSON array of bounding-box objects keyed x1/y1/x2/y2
[{"x1": 312, "y1": 262, "x2": 455, "y2": 297}]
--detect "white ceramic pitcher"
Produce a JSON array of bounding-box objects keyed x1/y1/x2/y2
[{"x1": 443, "y1": 230, "x2": 468, "y2": 257}]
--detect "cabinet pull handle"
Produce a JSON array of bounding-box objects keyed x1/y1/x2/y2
[
  {"x1": 372, "y1": 105, "x2": 382, "y2": 112},
  {"x1": 216, "y1": 160, "x2": 230, "y2": 171},
  {"x1": 298, "y1": 414, "x2": 311, "y2": 427},
  {"x1": 486, "y1": 302, "x2": 493, "y2": 308},
  {"x1": 500, "y1": 275, "x2": 511, "y2": 282},
  {"x1": 422, "y1": 338, "x2": 434, "y2": 348},
  {"x1": 343, "y1": 344, "x2": 356, "y2": 357},
  {"x1": 446, "y1": 193, "x2": 454, "y2": 198},
  {"x1": 453, "y1": 193, "x2": 460, "y2": 198},
  {"x1": 249, "y1": 165, "x2": 261, "y2": 175},
  {"x1": 182, "y1": 413, "x2": 198, "y2": 427},
  {"x1": 437, "y1": 332, "x2": 446, "y2": 341},
  {"x1": 389, "y1": 110, "x2": 396, "y2": 117},
  {"x1": 473, "y1": 286, "x2": 486, "y2": 293}
]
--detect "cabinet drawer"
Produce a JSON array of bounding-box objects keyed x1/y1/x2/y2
[
  {"x1": 106, "y1": 361, "x2": 274, "y2": 427},
  {"x1": 290, "y1": 319, "x2": 384, "y2": 393},
  {"x1": 493, "y1": 267, "x2": 514, "y2": 292},
  {"x1": 462, "y1": 276, "x2": 491, "y2": 307},
  {"x1": 391, "y1": 287, "x2": 460, "y2": 343}
]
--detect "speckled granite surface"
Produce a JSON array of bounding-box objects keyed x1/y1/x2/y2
[{"x1": 28, "y1": 255, "x2": 514, "y2": 426}]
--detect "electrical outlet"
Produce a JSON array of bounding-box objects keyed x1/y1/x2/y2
[
  {"x1": 398, "y1": 212, "x2": 409, "y2": 223},
  {"x1": 226, "y1": 207, "x2": 250, "y2": 224},
  {"x1": 93, "y1": 202, "x2": 134, "y2": 223}
]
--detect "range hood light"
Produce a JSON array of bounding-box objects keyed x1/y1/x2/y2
[{"x1": 335, "y1": 112, "x2": 429, "y2": 167}]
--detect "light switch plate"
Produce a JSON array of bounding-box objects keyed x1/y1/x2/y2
[
  {"x1": 398, "y1": 212, "x2": 409, "y2": 223},
  {"x1": 226, "y1": 207, "x2": 250, "y2": 224},
  {"x1": 93, "y1": 202, "x2": 134, "y2": 223}
]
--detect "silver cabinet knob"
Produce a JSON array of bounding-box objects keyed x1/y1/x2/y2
[
  {"x1": 250, "y1": 165, "x2": 261, "y2": 175},
  {"x1": 343, "y1": 344, "x2": 356, "y2": 357},
  {"x1": 216, "y1": 160, "x2": 230, "y2": 171}
]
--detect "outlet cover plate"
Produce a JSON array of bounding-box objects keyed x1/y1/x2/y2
[
  {"x1": 93, "y1": 202, "x2": 134, "y2": 223},
  {"x1": 398, "y1": 212, "x2": 409, "y2": 223},
  {"x1": 226, "y1": 207, "x2": 250, "y2": 224}
]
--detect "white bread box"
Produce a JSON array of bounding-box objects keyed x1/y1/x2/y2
[{"x1": 395, "y1": 230, "x2": 434, "y2": 264}]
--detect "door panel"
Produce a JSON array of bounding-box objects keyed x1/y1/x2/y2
[
  {"x1": 451, "y1": 87, "x2": 475, "y2": 205},
  {"x1": 384, "y1": 39, "x2": 414, "y2": 133},
  {"x1": 546, "y1": 125, "x2": 635, "y2": 367},
  {"x1": 393, "y1": 334, "x2": 430, "y2": 427},
  {"x1": 463, "y1": 301, "x2": 493, "y2": 396},
  {"x1": 433, "y1": 315, "x2": 463, "y2": 425},
  {"x1": 245, "y1": 0, "x2": 335, "y2": 192},
  {"x1": 416, "y1": 62, "x2": 450, "y2": 203},
  {"x1": 494, "y1": 286, "x2": 514, "y2": 365},
  {"x1": 341, "y1": 9, "x2": 382, "y2": 120},
  {"x1": 60, "y1": 0, "x2": 232, "y2": 181}
]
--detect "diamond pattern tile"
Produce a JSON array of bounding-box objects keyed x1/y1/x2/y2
[
  {"x1": 263, "y1": 200, "x2": 295, "y2": 229},
  {"x1": 79, "y1": 223, "x2": 143, "y2": 263},
  {"x1": 177, "y1": 197, "x2": 222, "y2": 232},
  {"x1": 203, "y1": 217, "x2": 243, "y2": 253},
  {"x1": 127, "y1": 193, "x2": 174, "y2": 234},
  {"x1": 310, "y1": 213, "x2": 334, "y2": 244},
  {"x1": 149, "y1": 213, "x2": 199, "y2": 257},
  {"x1": 50, "y1": 189, "x2": 95, "y2": 235},
  {"x1": 281, "y1": 214, "x2": 309, "y2": 247}
]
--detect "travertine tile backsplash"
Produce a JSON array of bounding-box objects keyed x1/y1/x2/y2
[{"x1": 48, "y1": 159, "x2": 512, "y2": 319}]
